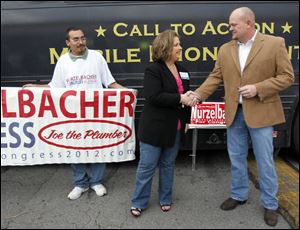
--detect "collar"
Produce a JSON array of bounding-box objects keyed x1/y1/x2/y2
[
  {"x1": 237, "y1": 30, "x2": 258, "y2": 46},
  {"x1": 69, "y1": 48, "x2": 88, "y2": 61}
]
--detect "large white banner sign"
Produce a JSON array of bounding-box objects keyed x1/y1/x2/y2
[{"x1": 1, "y1": 87, "x2": 136, "y2": 166}]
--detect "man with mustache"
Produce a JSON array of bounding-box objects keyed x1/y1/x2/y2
[{"x1": 24, "y1": 27, "x2": 127, "y2": 200}]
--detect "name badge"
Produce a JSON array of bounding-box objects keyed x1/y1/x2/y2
[{"x1": 179, "y1": 72, "x2": 189, "y2": 80}]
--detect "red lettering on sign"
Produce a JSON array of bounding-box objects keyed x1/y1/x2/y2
[
  {"x1": 1, "y1": 88, "x2": 135, "y2": 119},
  {"x1": 38, "y1": 119, "x2": 132, "y2": 149},
  {"x1": 38, "y1": 90, "x2": 58, "y2": 117},
  {"x1": 120, "y1": 91, "x2": 134, "y2": 117},
  {"x1": 60, "y1": 90, "x2": 77, "y2": 118},
  {"x1": 1, "y1": 89, "x2": 17, "y2": 117},
  {"x1": 80, "y1": 91, "x2": 99, "y2": 118},
  {"x1": 19, "y1": 90, "x2": 35, "y2": 118},
  {"x1": 103, "y1": 91, "x2": 117, "y2": 117}
]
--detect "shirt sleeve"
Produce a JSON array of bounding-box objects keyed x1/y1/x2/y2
[
  {"x1": 48, "y1": 59, "x2": 66, "y2": 88},
  {"x1": 98, "y1": 53, "x2": 116, "y2": 88}
]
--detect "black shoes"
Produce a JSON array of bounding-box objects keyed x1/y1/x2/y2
[
  {"x1": 220, "y1": 198, "x2": 247, "y2": 210},
  {"x1": 264, "y1": 208, "x2": 278, "y2": 226}
]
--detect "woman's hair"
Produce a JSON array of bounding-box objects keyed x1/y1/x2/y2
[{"x1": 152, "y1": 29, "x2": 179, "y2": 62}]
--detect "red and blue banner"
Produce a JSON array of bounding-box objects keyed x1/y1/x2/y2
[{"x1": 1, "y1": 87, "x2": 136, "y2": 166}]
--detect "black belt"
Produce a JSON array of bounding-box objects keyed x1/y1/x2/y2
[{"x1": 238, "y1": 104, "x2": 243, "y2": 108}]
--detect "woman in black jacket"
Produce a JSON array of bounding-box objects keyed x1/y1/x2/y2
[{"x1": 130, "y1": 30, "x2": 199, "y2": 217}]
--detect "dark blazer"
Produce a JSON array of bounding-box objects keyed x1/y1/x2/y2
[{"x1": 138, "y1": 61, "x2": 191, "y2": 148}]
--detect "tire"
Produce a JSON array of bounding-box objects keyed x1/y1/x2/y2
[{"x1": 292, "y1": 108, "x2": 299, "y2": 156}]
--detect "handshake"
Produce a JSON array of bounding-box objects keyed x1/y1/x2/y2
[{"x1": 180, "y1": 91, "x2": 202, "y2": 107}]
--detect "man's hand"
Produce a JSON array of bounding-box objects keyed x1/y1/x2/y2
[
  {"x1": 180, "y1": 91, "x2": 201, "y2": 107},
  {"x1": 22, "y1": 84, "x2": 49, "y2": 88},
  {"x1": 239, "y1": 85, "x2": 257, "y2": 98},
  {"x1": 23, "y1": 83, "x2": 35, "y2": 88},
  {"x1": 132, "y1": 89, "x2": 138, "y2": 97}
]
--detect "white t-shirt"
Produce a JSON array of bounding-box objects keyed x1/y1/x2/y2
[{"x1": 49, "y1": 49, "x2": 115, "y2": 89}]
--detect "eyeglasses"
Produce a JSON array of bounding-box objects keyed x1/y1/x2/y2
[{"x1": 71, "y1": 37, "x2": 87, "y2": 43}]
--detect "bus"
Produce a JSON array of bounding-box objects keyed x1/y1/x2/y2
[{"x1": 1, "y1": 1, "x2": 299, "y2": 155}]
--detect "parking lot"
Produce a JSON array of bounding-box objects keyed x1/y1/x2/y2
[{"x1": 2, "y1": 150, "x2": 296, "y2": 229}]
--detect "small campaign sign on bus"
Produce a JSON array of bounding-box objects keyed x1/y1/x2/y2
[{"x1": 190, "y1": 102, "x2": 226, "y2": 128}]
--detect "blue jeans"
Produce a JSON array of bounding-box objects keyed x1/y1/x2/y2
[
  {"x1": 71, "y1": 163, "x2": 106, "y2": 189},
  {"x1": 131, "y1": 132, "x2": 181, "y2": 209},
  {"x1": 227, "y1": 107, "x2": 278, "y2": 210}
]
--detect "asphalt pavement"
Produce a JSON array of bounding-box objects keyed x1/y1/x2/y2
[{"x1": 1, "y1": 151, "x2": 292, "y2": 229}]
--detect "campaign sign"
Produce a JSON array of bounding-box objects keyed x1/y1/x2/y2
[
  {"x1": 1, "y1": 87, "x2": 136, "y2": 166},
  {"x1": 190, "y1": 102, "x2": 226, "y2": 128}
]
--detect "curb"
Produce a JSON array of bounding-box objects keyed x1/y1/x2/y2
[{"x1": 248, "y1": 155, "x2": 299, "y2": 229}]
